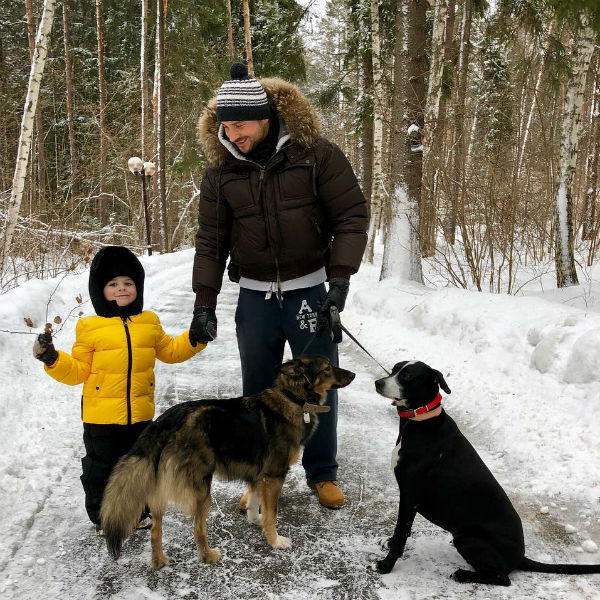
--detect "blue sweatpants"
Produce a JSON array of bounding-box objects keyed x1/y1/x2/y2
[{"x1": 235, "y1": 284, "x2": 339, "y2": 483}]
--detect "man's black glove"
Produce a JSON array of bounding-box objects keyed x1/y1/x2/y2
[
  {"x1": 317, "y1": 278, "x2": 350, "y2": 344},
  {"x1": 189, "y1": 306, "x2": 217, "y2": 346},
  {"x1": 33, "y1": 332, "x2": 58, "y2": 366}
]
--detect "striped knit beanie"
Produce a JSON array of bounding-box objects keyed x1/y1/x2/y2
[{"x1": 216, "y1": 63, "x2": 270, "y2": 122}]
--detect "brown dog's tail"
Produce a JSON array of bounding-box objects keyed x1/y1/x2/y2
[
  {"x1": 100, "y1": 454, "x2": 156, "y2": 560},
  {"x1": 520, "y1": 557, "x2": 600, "y2": 574}
]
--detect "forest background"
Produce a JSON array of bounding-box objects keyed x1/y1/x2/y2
[{"x1": 1, "y1": 0, "x2": 600, "y2": 296}]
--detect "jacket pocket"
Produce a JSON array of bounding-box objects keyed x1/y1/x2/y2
[
  {"x1": 279, "y1": 163, "x2": 316, "y2": 208},
  {"x1": 88, "y1": 372, "x2": 106, "y2": 396},
  {"x1": 221, "y1": 171, "x2": 256, "y2": 214}
]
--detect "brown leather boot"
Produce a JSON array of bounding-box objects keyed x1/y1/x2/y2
[{"x1": 308, "y1": 481, "x2": 345, "y2": 509}]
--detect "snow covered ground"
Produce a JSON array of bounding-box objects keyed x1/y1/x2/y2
[{"x1": 0, "y1": 246, "x2": 599, "y2": 599}]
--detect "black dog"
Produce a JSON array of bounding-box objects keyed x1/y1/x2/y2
[{"x1": 371, "y1": 360, "x2": 600, "y2": 586}]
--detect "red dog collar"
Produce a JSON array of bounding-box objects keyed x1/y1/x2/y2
[{"x1": 397, "y1": 394, "x2": 442, "y2": 419}]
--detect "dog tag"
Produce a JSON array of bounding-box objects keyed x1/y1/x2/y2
[{"x1": 303, "y1": 412, "x2": 310, "y2": 423}]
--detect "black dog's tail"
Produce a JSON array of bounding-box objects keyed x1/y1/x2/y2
[{"x1": 520, "y1": 557, "x2": 600, "y2": 574}]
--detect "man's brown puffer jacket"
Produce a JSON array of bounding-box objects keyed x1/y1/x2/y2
[{"x1": 193, "y1": 77, "x2": 368, "y2": 297}]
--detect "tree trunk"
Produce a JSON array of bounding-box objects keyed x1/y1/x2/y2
[
  {"x1": 95, "y1": 0, "x2": 107, "y2": 225},
  {"x1": 25, "y1": 0, "x2": 47, "y2": 209},
  {"x1": 0, "y1": 35, "x2": 7, "y2": 191},
  {"x1": 242, "y1": 0, "x2": 254, "y2": 75},
  {"x1": 226, "y1": 0, "x2": 235, "y2": 58},
  {"x1": 421, "y1": 0, "x2": 448, "y2": 257},
  {"x1": 2, "y1": 0, "x2": 56, "y2": 272},
  {"x1": 62, "y1": 0, "x2": 77, "y2": 190},
  {"x1": 432, "y1": 0, "x2": 456, "y2": 234},
  {"x1": 517, "y1": 20, "x2": 555, "y2": 179},
  {"x1": 140, "y1": 0, "x2": 153, "y2": 247},
  {"x1": 407, "y1": 0, "x2": 427, "y2": 256},
  {"x1": 583, "y1": 52, "x2": 599, "y2": 243},
  {"x1": 554, "y1": 22, "x2": 595, "y2": 288},
  {"x1": 141, "y1": 0, "x2": 148, "y2": 160},
  {"x1": 381, "y1": 0, "x2": 423, "y2": 283},
  {"x1": 156, "y1": 0, "x2": 169, "y2": 252},
  {"x1": 445, "y1": 0, "x2": 471, "y2": 245},
  {"x1": 365, "y1": 0, "x2": 385, "y2": 263},
  {"x1": 360, "y1": 50, "x2": 374, "y2": 210}
]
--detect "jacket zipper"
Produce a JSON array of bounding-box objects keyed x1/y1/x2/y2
[
  {"x1": 257, "y1": 167, "x2": 283, "y2": 304},
  {"x1": 121, "y1": 317, "x2": 133, "y2": 425}
]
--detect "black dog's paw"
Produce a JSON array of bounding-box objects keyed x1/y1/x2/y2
[
  {"x1": 368, "y1": 560, "x2": 393, "y2": 574},
  {"x1": 451, "y1": 568, "x2": 471, "y2": 583},
  {"x1": 378, "y1": 536, "x2": 391, "y2": 550},
  {"x1": 451, "y1": 568, "x2": 511, "y2": 586}
]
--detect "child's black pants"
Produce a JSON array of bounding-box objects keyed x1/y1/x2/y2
[{"x1": 81, "y1": 420, "x2": 150, "y2": 525}]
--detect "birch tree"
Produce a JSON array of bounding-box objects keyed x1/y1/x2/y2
[
  {"x1": 554, "y1": 20, "x2": 595, "y2": 287},
  {"x1": 421, "y1": 0, "x2": 448, "y2": 257},
  {"x1": 25, "y1": 0, "x2": 47, "y2": 207},
  {"x1": 1, "y1": 0, "x2": 56, "y2": 271},
  {"x1": 365, "y1": 0, "x2": 385, "y2": 263}
]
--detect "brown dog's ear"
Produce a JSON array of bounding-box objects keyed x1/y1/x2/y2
[
  {"x1": 432, "y1": 368, "x2": 451, "y2": 394},
  {"x1": 278, "y1": 359, "x2": 301, "y2": 378}
]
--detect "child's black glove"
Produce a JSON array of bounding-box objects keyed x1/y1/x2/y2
[
  {"x1": 317, "y1": 278, "x2": 350, "y2": 344},
  {"x1": 33, "y1": 332, "x2": 58, "y2": 366},
  {"x1": 189, "y1": 306, "x2": 217, "y2": 346}
]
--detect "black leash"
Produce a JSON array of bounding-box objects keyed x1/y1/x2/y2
[
  {"x1": 300, "y1": 319, "x2": 390, "y2": 376},
  {"x1": 340, "y1": 324, "x2": 391, "y2": 375}
]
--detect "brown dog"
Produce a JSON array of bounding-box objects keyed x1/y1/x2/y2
[{"x1": 100, "y1": 355, "x2": 355, "y2": 569}]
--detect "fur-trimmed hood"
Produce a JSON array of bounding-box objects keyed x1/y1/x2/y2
[{"x1": 197, "y1": 78, "x2": 321, "y2": 168}]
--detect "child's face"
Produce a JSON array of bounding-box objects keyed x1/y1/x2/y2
[{"x1": 103, "y1": 276, "x2": 137, "y2": 307}]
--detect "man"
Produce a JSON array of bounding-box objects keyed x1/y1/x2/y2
[{"x1": 190, "y1": 63, "x2": 368, "y2": 509}]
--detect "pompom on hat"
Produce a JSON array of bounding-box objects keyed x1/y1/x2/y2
[{"x1": 216, "y1": 62, "x2": 270, "y2": 122}]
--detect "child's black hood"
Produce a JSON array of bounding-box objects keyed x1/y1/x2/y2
[{"x1": 88, "y1": 246, "x2": 145, "y2": 318}]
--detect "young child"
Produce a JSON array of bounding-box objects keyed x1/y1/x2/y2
[{"x1": 33, "y1": 246, "x2": 207, "y2": 534}]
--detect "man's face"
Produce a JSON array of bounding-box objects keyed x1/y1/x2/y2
[{"x1": 221, "y1": 119, "x2": 270, "y2": 154}]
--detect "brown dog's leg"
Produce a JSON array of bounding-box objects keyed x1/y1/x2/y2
[
  {"x1": 246, "y1": 480, "x2": 262, "y2": 526},
  {"x1": 288, "y1": 447, "x2": 300, "y2": 467},
  {"x1": 193, "y1": 493, "x2": 221, "y2": 563},
  {"x1": 260, "y1": 476, "x2": 291, "y2": 549},
  {"x1": 150, "y1": 512, "x2": 169, "y2": 570}
]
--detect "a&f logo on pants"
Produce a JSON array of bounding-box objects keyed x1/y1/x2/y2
[{"x1": 297, "y1": 299, "x2": 318, "y2": 333}]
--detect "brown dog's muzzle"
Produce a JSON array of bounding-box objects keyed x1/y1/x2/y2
[{"x1": 332, "y1": 366, "x2": 355, "y2": 388}]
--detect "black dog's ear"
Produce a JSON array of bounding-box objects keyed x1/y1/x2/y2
[{"x1": 432, "y1": 368, "x2": 451, "y2": 394}]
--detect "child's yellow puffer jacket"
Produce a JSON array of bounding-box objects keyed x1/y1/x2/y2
[{"x1": 45, "y1": 311, "x2": 205, "y2": 424}]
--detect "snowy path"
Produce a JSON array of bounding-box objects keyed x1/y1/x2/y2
[{"x1": 0, "y1": 249, "x2": 599, "y2": 599}]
